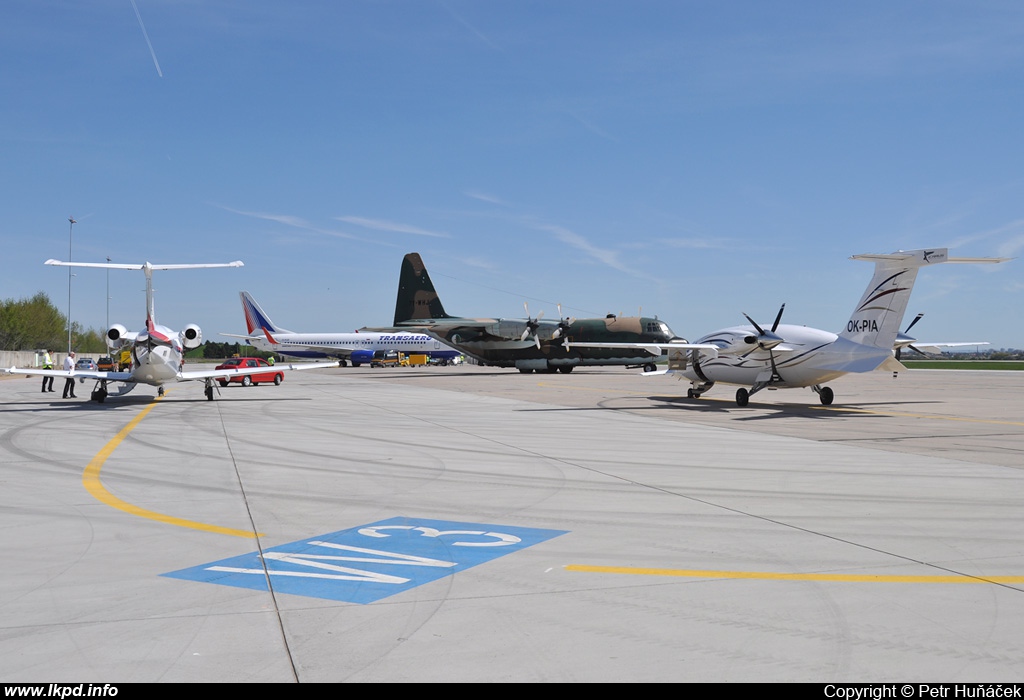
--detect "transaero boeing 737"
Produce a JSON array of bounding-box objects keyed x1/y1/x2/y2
[{"x1": 222, "y1": 291, "x2": 460, "y2": 366}]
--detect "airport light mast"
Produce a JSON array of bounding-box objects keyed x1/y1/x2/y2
[{"x1": 66, "y1": 216, "x2": 76, "y2": 354}]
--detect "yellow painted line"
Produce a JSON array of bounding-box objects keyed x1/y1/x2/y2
[
  {"x1": 538, "y1": 382, "x2": 1024, "y2": 427},
  {"x1": 82, "y1": 391, "x2": 262, "y2": 539},
  {"x1": 811, "y1": 405, "x2": 1024, "y2": 426},
  {"x1": 566, "y1": 564, "x2": 1024, "y2": 584}
]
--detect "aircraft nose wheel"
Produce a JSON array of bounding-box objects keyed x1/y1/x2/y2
[
  {"x1": 735, "y1": 388, "x2": 750, "y2": 406},
  {"x1": 818, "y1": 386, "x2": 834, "y2": 405}
]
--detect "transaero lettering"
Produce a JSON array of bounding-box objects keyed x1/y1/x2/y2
[
  {"x1": 824, "y1": 686, "x2": 1022, "y2": 699},
  {"x1": 846, "y1": 319, "x2": 880, "y2": 333}
]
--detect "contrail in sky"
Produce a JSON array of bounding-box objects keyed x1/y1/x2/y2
[{"x1": 130, "y1": 0, "x2": 163, "y2": 78}]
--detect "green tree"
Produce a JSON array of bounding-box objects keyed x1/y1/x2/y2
[
  {"x1": 0, "y1": 292, "x2": 67, "y2": 351},
  {"x1": 73, "y1": 326, "x2": 107, "y2": 354}
]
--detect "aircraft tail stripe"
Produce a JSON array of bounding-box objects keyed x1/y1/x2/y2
[
  {"x1": 240, "y1": 292, "x2": 278, "y2": 334},
  {"x1": 857, "y1": 286, "x2": 908, "y2": 311}
]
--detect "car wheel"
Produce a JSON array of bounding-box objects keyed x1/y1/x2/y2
[
  {"x1": 274, "y1": 374, "x2": 282, "y2": 385},
  {"x1": 218, "y1": 380, "x2": 227, "y2": 387},
  {"x1": 242, "y1": 376, "x2": 252, "y2": 387}
]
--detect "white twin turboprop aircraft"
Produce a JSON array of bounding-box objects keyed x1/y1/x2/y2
[
  {"x1": 570, "y1": 248, "x2": 1009, "y2": 407},
  {"x1": 4, "y1": 260, "x2": 338, "y2": 403}
]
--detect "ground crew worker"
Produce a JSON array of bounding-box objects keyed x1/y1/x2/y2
[
  {"x1": 62, "y1": 352, "x2": 77, "y2": 399},
  {"x1": 41, "y1": 349, "x2": 54, "y2": 392}
]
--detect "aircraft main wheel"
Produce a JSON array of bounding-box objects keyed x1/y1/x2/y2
[
  {"x1": 158, "y1": 386, "x2": 165, "y2": 397},
  {"x1": 274, "y1": 374, "x2": 282, "y2": 385},
  {"x1": 735, "y1": 388, "x2": 750, "y2": 407},
  {"x1": 819, "y1": 386, "x2": 834, "y2": 405},
  {"x1": 242, "y1": 376, "x2": 252, "y2": 387},
  {"x1": 687, "y1": 388, "x2": 697, "y2": 399},
  {"x1": 518, "y1": 368, "x2": 533, "y2": 374},
  {"x1": 205, "y1": 386, "x2": 214, "y2": 401},
  {"x1": 558, "y1": 366, "x2": 573, "y2": 374}
]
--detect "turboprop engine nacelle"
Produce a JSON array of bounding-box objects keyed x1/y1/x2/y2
[
  {"x1": 710, "y1": 329, "x2": 783, "y2": 355},
  {"x1": 106, "y1": 324, "x2": 130, "y2": 349},
  {"x1": 181, "y1": 323, "x2": 203, "y2": 349},
  {"x1": 484, "y1": 320, "x2": 556, "y2": 342}
]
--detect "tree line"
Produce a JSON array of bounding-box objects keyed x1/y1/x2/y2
[
  {"x1": 0, "y1": 291, "x2": 106, "y2": 352},
  {"x1": 0, "y1": 291, "x2": 269, "y2": 358}
]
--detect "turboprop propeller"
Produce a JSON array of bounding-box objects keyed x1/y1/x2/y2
[
  {"x1": 741, "y1": 303, "x2": 786, "y2": 351},
  {"x1": 551, "y1": 303, "x2": 575, "y2": 350},
  {"x1": 521, "y1": 302, "x2": 545, "y2": 349},
  {"x1": 895, "y1": 313, "x2": 925, "y2": 360}
]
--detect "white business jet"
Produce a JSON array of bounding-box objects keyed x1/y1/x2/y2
[
  {"x1": 4, "y1": 260, "x2": 338, "y2": 403},
  {"x1": 569, "y1": 248, "x2": 1009, "y2": 406}
]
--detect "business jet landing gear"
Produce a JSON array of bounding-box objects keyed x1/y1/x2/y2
[
  {"x1": 204, "y1": 378, "x2": 217, "y2": 401},
  {"x1": 91, "y1": 381, "x2": 108, "y2": 403},
  {"x1": 812, "y1": 385, "x2": 834, "y2": 405},
  {"x1": 158, "y1": 386, "x2": 165, "y2": 397}
]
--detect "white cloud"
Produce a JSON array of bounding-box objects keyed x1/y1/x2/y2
[
  {"x1": 220, "y1": 206, "x2": 357, "y2": 239},
  {"x1": 535, "y1": 222, "x2": 647, "y2": 279},
  {"x1": 336, "y1": 216, "x2": 450, "y2": 238},
  {"x1": 464, "y1": 190, "x2": 510, "y2": 206}
]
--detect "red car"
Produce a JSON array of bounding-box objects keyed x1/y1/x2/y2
[{"x1": 215, "y1": 357, "x2": 284, "y2": 387}]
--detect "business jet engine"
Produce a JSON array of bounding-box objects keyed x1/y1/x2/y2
[
  {"x1": 181, "y1": 323, "x2": 203, "y2": 349},
  {"x1": 106, "y1": 323, "x2": 130, "y2": 349}
]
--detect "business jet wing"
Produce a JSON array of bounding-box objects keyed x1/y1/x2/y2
[
  {"x1": 3, "y1": 367, "x2": 134, "y2": 382},
  {"x1": 177, "y1": 360, "x2": 339, "y2": 382}
]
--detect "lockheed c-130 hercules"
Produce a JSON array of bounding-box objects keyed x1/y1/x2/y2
[
  {"x1": 364, "y1": 252, "x2": 690, "y2": 374},
  {"x1": 569, "y1": 247, "x2": 1009, "y2": 406},
  {"x1": 4, "y1": 260, "x2": 338, "y2": 403}
]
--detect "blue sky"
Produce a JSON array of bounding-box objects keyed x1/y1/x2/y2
[{"x1": 3, "y1": 1, "x2": 1022, "y2": 349}]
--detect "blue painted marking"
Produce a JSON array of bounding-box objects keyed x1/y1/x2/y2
[{"x1": 162, "y1": 517, "x2": 568, "y2": 604}]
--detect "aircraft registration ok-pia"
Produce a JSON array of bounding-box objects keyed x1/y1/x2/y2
[
  {"x1": 4, "y1": 260, "x2": 338, "y2": 403},
  {"x1": 570, "y1": 248, "x2": 1010, "y2": 406}
]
